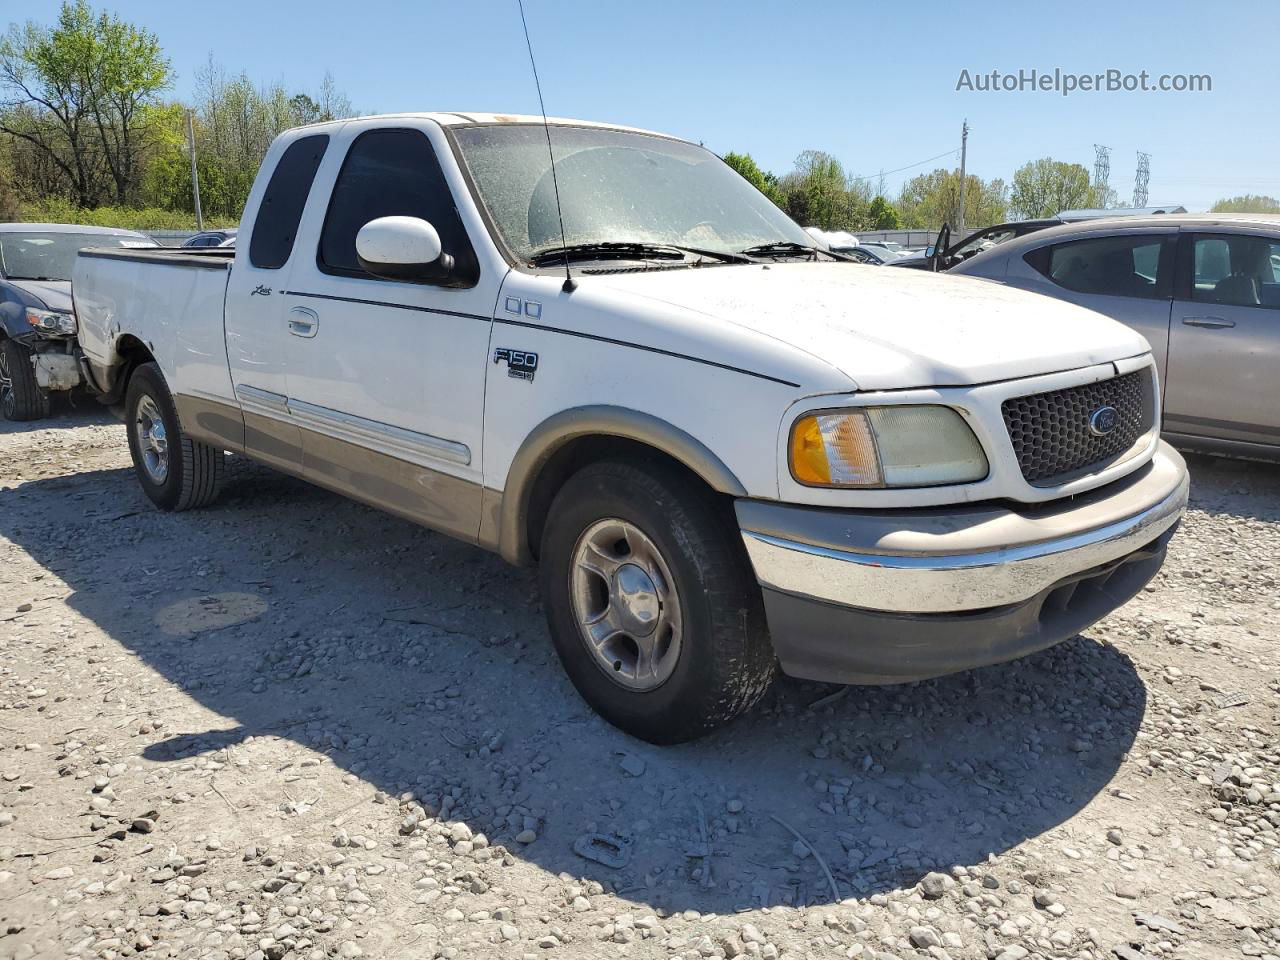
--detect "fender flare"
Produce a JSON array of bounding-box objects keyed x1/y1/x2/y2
[{"x1": 493, "y1": 404, "x2": 748, "y2": 564}]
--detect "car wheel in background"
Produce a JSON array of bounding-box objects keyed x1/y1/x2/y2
[{"x1": 0, "y1": 338, "x2": 51, "y2": 421}]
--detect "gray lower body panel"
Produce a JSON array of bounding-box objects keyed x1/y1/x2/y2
[
  {"x1": 173, "y1": 392, "x2": 482, "y2": 544},
  {"x1": 176, "y1": 393, "x2": 247, "y2": 454},
  {"x1": 301, "y1": 428, "x2": 480, "y2": 542}
]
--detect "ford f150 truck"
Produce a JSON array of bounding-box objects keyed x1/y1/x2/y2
[{"x1": 73, "y1": 113, "x2": 1189, "y2": 743}]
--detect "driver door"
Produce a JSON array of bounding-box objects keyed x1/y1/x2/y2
[{"x1": 279, "y1": 119, "x2": 501, "y2": 541}]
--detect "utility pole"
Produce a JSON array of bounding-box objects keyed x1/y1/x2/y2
[
  {"x1": 186, "y1": 109, "x2": 204, "y2": 232},
  {"x1": 956, "y1": 119, "x2": 969, "y2": 235}
]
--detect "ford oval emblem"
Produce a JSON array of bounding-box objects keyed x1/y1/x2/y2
[{"x1": 1089, "y1": 405, "x2": 1119, "y2": 437}]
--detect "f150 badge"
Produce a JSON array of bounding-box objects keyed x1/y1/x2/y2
[{"x1": 493, "y1": 347, "x2": 538, "y2": 382}]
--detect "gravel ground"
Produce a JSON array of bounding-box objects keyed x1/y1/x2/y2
[{"x1": 1, "y1": 407, "x2": 1277, "y2": 960}]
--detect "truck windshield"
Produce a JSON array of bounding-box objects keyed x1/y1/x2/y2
[
  {"x1": 0, "y1": 232, "x2": 156, "y2": 282},
  {"x1": 452, "y1": 124, "x2": 814, "y2": 264}
]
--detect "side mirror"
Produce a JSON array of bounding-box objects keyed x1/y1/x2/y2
[
  {"x1": 925, "y1": 244, "x2": 936, "y2": 258},
  {"x1": 355, "y1": 216, "x2": 455, "y2": 282}
]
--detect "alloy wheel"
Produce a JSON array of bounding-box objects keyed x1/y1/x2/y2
[
  {"x1": 569, "y1": 518, "x2": 683, "y2": 691},
  {"x1": 135, "y1": 394, "x2": 169, "y2": 484}
]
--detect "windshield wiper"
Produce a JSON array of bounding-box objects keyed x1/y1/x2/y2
[
  {"x1": 6, "y1": 275, "x2": 62, "y2": 281},
  {"x1": 739, "y1": 241, "x2": 858, "y2": 263},
  {"x1": 529, "y1": 241, "x2": 751, "y2": 267}
]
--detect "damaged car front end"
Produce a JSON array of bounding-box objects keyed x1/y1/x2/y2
[{"x1": 0, "y1": 224, "x2": 156, "y2": 420}]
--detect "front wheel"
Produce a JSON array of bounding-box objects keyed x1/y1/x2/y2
[
  {"x1": 539, "y1": 459, "x2": 775, "y2": 744},
  {"x1": 125, "y1": 362, "x2": 224, "y2": 511},
  {"x1": 0, "y1": 338, "x2": 51, "y2": 421}
]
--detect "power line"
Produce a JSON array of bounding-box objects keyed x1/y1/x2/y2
[{"x1": 847, "y1": 147, "x2": 960, "y2": 184}]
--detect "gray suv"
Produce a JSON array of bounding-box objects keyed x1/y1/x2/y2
[{"x1": 951, "y1": 214, "x2": 1280, "y2": 462}]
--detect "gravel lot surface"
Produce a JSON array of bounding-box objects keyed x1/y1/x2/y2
[{"x1": 1, "y1": 408, "x2": 1278, "y2": 960}]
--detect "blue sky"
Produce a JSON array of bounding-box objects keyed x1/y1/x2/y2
[{"x1": 26, "y1": 0, "x2": 1277, "y2": 211}]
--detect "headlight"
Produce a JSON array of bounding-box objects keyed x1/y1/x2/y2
[
  {"x1": 789, "y1": 405, "x2": 988, "y2": 488},
  {"x1": 26, "y1": 308, "x2": 77, "y2": 336}
]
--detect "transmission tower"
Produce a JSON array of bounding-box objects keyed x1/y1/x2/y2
[
  {"x1": 1093, "y1": 145, "x2": 1111, "y2": 208},
  {"x1": 1133, "y1": 151, "x2": 1151, "y2": 207}
]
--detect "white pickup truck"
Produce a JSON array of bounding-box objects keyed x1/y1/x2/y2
[{"x1": 74, "y1": 112, "x2": 1189, "y2": 743}]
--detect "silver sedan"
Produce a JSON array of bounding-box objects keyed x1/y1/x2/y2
[{"x1": 951, "y1": 213, "x2": 1280, "y2": 462}]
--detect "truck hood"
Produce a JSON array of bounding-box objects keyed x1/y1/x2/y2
[
  {"x1": 593, "y1": 262, "x2": 1149, "y2": 390},
  {"x1": 8, "y1": 279, "x2": 73, "y2": 313}
]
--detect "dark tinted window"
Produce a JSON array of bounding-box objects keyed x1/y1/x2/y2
[
  {"x1": 1191, "y1": 234, "x2": 1280, "y2": 309},
  {"x1": 1031, "y1": 234, "x2": 1171, "y2": 300},
  {"x1": 318, "y1": 128, "x2": 477, "y2": 283},
  {"x1": 249, "y1": 134, "x2": 329, "y2": 270}
]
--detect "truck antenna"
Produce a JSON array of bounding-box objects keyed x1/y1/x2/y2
[{"x1": 517, "y1": 0, "x2": 576, "y2": 293}]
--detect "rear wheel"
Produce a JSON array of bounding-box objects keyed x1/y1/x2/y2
[
  {"x1": 125, "y1": 362, "x2": 224, "y2": 511},
  {"x1": 0, "y1": 338, "x2": 51, "y2": 421},
  {"x1": 539, "y1": 459, "x2": 775, "y2": 744}
]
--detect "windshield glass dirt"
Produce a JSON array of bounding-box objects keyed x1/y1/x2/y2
[
  {"x1": 0, "y1": 232, "x2": 151, "y2": 282},
  {"x1": 452, "y1": 124, "x2": 813, "y2": 262}
]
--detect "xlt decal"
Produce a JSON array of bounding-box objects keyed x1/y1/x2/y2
[{"x1": 493, "y1": 347, "x2": 538, "y2": 382}]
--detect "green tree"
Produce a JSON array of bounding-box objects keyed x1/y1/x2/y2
[
  {"x1": 866, "y1": 195, "x2": 901, "y2": 229},
  {"x1": 897, "y1": 169, "x2": 1006, "y2": 230},
  {"x1": 795, "y1": 150, "x2": 846, "y2": 229},
  {"x1": 1009, "y1": 157, "x2": 1094, "y2": 219},
  {"x1": 0, "y1": 147, "x2": 20, "y2": 219},
  {"x1": 1210, "y1": 194, "x2": 1280, "y2": 214},
  {"x1": 0, "y1": 0, "x2": 170, "y2": 207},
  {"x1": 145, "y1": 60, "x2": 357, "y2": 220},
  {"x1": 775, "y1": 150, "x2": 872, "y2": 230}
]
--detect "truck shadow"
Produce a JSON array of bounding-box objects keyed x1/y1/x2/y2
[{"x1": 1, "y1": 462, "x2": 1147, "y2": 911}]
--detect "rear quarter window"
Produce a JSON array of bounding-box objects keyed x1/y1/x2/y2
[
  {"x1": 249, "y1": 134, "x2": 330, "y2": 270},
  {"x1": 1026, "y1": 234, "x2": 1172, "y2": 300}
]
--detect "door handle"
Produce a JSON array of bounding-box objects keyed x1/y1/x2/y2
[
  {"x1": 288, "y1": 306, "x2": 319, "y2": 338},
  {"x1": 1182, "y1": 316, "x2": 1235, "y2": 329}
]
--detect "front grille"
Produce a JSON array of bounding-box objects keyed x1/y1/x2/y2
[{"x1": 1002, "y1": 368, "x2": 1155, "y2": 486}]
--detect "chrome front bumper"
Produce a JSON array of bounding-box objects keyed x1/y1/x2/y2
[{"x1": 739, "y1": 443, "x2": 1188, "y2": 615}]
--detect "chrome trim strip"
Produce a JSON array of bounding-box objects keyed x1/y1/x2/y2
[
  {"x1": 234, "y1": 383, "x2": 290, "y2": 413},
  {"x1": 286, "y1": 397, "x2": 471, "y2": 467},
  {"x1": 742, "y1": 455, "x2": 1188, "y2": 614}
]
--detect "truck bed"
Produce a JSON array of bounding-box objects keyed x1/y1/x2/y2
[{"x1": 73, "y1": 244, "x2": 237, "y2": 406}]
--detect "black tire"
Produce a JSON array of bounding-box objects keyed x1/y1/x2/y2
[
  {"x1": 539, "y1": 459, "x2": 775, "y2": 744},
  {"x1": 125, "y1": 362, "x2": 224, "y2": 511},
  {"x1": 0, "y1": 338, "x2": 51, "y2": 421}
]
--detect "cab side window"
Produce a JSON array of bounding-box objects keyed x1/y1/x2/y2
[
  {"x1": 1027, "y1": 234, "x2": 1172, "y2": 300},
  {"x1": 318, "y1": 128, "x2": 478, "y2": 285},
  {"x1": 1190, "y1": 234, "x2": 1280, "y2": 309}
]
